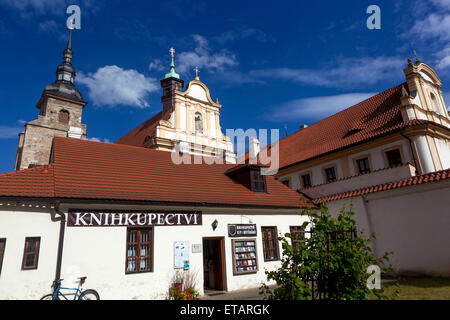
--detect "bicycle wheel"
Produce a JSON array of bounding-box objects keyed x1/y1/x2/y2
[
  {"x1": 40, "y1": 293, "x2": 59, "y2": 300},
  {"x1": 78, "y1": 289, "x2": 100, "y2": 300}
]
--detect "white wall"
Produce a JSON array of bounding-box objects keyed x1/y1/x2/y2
[
  {"x1": 325, "y1": 180, "x2": 450, "y2": 277},
  {"x1": 0, "y1": 206, "x2": 60, "y2": 299},
  {"x1": 0, "y1": 204, "x2": 308, "y2": 300},
  {"x1": 278, "y1": 140, "x2": 411, "y2": 190}
]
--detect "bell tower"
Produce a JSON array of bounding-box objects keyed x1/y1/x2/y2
[
  {"x1": 14, "y1": 29, "x2": 87, "y2": 170},
  {"x1": 160, "y1": 47, "x2": 184, "y2": 113}
]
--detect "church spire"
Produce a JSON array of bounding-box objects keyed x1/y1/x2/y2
[
  {"x1": 43, "y1": 26, "x2": 84, "y2": 101},
  {"x1": 56, "y1": 27, "x2": 76, "y2": 84},
  {"x1": 164, "y1": 47, "x2": 180, "y2": 79}
]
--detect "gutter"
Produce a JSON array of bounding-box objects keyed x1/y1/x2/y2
[
  {"x1": 50, "y1": 200, "x2": 65, "y2": 292},
  {"x1": 400, "y1": 127, "x2": 419, "y2": 175}
]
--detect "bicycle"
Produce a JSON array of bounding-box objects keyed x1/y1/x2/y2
[{"x1": 40, "y1": 276, "x2": 100, "y2": 300}]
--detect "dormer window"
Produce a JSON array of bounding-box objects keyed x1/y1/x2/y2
[
  {"x1": 225, "y1": 164, "x2": 267, "y2": 193},
  {"x1": 250, "y1": 168, "x2": 266, "y2": 193},
  {"x1": 195, "y1": 112, "x2": 203, "y2": 135}
]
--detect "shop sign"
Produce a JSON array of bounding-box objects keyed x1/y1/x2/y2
[
  {"x1": 67, "y1": 210, "x2": 202, "y2": 227},
  {"x1": 228, "y1": 224, "x2": 257, "y2": 237}
]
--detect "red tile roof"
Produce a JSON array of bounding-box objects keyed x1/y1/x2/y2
[
  {"x1": 313, "y1": 168, "x2": 450, "y2": 204},
  {"x1": 245, "y1": 83, "x2": 434, "y2": 169},
  {"x1": 0, "y1": 137, "x2": 313, "y2": 208},
  {"x1": 115, "y1": 107, "x2": 173, "y2": 147},
  {"x1": 0, "y1": 165, "x2": 55, "y2": 198}
]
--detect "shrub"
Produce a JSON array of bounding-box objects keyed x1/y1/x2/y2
[{"x1": 260, "y1": 205, "x2": 395, "y2": 300}]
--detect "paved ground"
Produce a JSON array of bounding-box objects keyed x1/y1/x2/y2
[{"x1": 200, "y1": 285, "x2": 276, "y2": 300}]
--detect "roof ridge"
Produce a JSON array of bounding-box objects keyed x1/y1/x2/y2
[
  {"x1": 0, "y1": 163, "x2": 55, "y2": 177},
  {"x1": 313, "y1": 168, "x2": 450, "y2": 203},
  {"x1": 278, "y1": 82, "x2": 406, "y2": 143}
]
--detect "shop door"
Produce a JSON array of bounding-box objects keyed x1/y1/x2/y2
[{"x1": 202, "y1": 237, "x2": 226, "y2": 291}]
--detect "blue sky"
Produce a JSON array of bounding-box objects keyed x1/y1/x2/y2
[{"x1": 0, "y1": 0, "x2": 449, "y2": 173}]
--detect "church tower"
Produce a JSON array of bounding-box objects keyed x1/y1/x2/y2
[
  {"x1": 126, "y1": 48, "x2": 236, "y2": 162},
  {"x1": 14, "y1": 29, "x2": 87, "y2": 170}
]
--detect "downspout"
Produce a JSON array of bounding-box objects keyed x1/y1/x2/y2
[
  {"x1": 50, "y1": 200, "x2": 65, "y2": 292},
  {"x1": 400, "y1": 127, "x2": 419, "y2": 175},
  {"x1": 361, "y1": 195, "x2": 378, "y2": 259}
]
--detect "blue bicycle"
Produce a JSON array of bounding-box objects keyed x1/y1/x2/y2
[{"x1": 40, "y1": 276, "x2": 100, "y2": 300}]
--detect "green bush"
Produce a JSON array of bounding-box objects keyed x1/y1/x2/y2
[{"x1": 260, "y1": 205, "x2": 395, "y2": 300}]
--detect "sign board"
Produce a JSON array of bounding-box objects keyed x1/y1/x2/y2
[
  {"x1": 67, "y1": 210, "x2": 202, "y2": 227},
  {"x1": 228, "y1": 224, "x2": 257, "y2": 237},
  {"x1": 192, "y1": 243, "x2": 202, "y2": 253},
  {"x1": 174, "y1": 241, "x2": 189, "y2": 269}
]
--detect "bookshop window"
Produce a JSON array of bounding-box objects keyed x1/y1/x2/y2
[{"x1": 231, "y1": 239, "x2": 258, "y2": 275}]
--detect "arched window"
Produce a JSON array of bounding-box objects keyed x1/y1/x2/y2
[
  {"x1": 194, "y1": 112, "x2": 203, "y2": 135},
  {"x1": 58, "y1": 110, "x2": 70, "y2": 124},
  {"x1": 430, "y1": 93, "x2": 441, "y2": 115}
]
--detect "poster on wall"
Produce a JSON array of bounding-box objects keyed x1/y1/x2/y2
[{"x1": 174, "y1": 241, "x2": 189, "y2": 269}]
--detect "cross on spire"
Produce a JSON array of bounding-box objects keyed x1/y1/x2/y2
[
  {"x1": 413, "y1": 50, "x2": 421, "y2": 63},
  {"x1": 194, "y1": 66, "x2": 200, "y2": 79},
  {"x1": 170, "y1": 47, "x2": 175, "y2": 58}
]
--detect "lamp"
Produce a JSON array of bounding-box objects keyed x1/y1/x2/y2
[{"x1": 211, "y1": 219, "x2": 218, "y2": 231}]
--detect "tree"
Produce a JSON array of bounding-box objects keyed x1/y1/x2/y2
[{"x1": 260, "y1": 205, "x2": 395, "y2": 300}]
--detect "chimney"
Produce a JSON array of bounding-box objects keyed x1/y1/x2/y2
[
  {"x1": 249, "y1": 138, "x2": 260, "y2": 160},
  {"x1": 299, "y1": 124, "x2": 308, "y2": 130}
]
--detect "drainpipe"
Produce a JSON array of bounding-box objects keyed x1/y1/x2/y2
[
  {"x1": 50, "y1": 200, "x2": 65, "y2": 292},
  {"x1": 400, "y1": 127, "x2": 419, "y2": 175}
]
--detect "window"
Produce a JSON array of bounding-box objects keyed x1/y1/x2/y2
[
  {"x1": 126, "y1": 228, "x2": 153, "y2": 274},
  {"x1": 281, "y1": 179, "x2": 290, "y2": 188},
  {"x1": 58, "y1": 110, "x2": 70, "y2": 124},
  {"x1": 0, "y1": 239, "x2": 5, "y2": 276},
  {"x1": 289, "y1": 226, "x2": 305, "y2": 251},
  {"x1": 386, "y1": 149, "x2": 403, "y2": 167},
  {"x1": 261, "y1": 227, "x2": 279, "y2": 261},
  {"x1": 324, "y1": 167, "x2": 337, "y2": 182},
  {"x1": 22, "y1": 237, "x2": 40, "y2": 270},
  {"x1": 301, "y1": 174, "x2": 312, "y2": 188},
  {"x1": 356, "y1": 157, "x2": 371, "y2": 174},
  {"x1": 251, "y1": 169, "x2": 267, "y2": 193},
  {"x1": 195, "y1": 112, "x2": 203, "y2": 135},
  {"x1": 430, "y1": 93, "x2": 441, "y2": 115}
]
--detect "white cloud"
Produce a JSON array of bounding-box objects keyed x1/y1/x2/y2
[
  {"x1": 251, "y1": 56, "x2": 404, "y2": 89},
  {"x1": 0, "y1": 0, "x2": 102, "y2": 15},
  {"x1": 38, "y1": 19, "x2": 58, "y2": 33},
  {"x1": 0, "y1": 125, "x2": 22, "y2": 139},
  {"x1": 176, "y1": 35, "x2": 238, "y2": 75},
  {"x1": 214, "y1": 26, "x2": 275, "y2": 45},
  {"x1": 430, "y1": 0, "x2": 450, "y2": 10},
  {"x1": 435, "y1": 47, "x2": 450, "y2": 69},
  {"x1": 77, "y1": 65, "x2": 159, "y2": 108},
  {"x1": 409, "y1": 13, "x2": 450, "y2": 42},
  {"x1": 87, "y1": 137, "x2": 111, "y2": 143},
  {"x1": 0, "y1": 0, "x2": 66, "y2": 14},
  {"x1": 148, "y1": 59, "x2": 165, "y2": 72},
  {"x1": 261, "y1": 92, "x2": 377, "y2": 123}
]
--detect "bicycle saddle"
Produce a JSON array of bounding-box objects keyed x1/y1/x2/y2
[{"x1": 78, "y1": 276, "x2": 87, "y2": 281}]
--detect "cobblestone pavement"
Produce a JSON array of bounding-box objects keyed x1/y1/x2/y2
[{"x1": 200, "y1": 285, "x2": 276, "y2": 300}]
